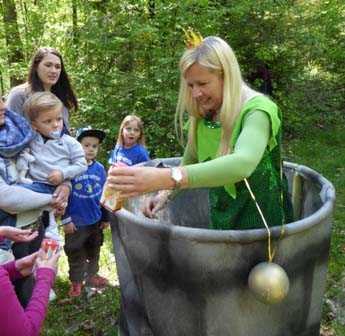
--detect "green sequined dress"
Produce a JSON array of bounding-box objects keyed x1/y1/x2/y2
[{"x1": 196, "y1": 95, "x2": 293, "y2": 230}]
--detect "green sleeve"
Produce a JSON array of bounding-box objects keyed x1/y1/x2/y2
[
  {"x1": 181, "y1": 139, "x2": 198, "y2": 166},
  {"x1": 186, "y1": 110, "x2": 270, "y2": 188}
]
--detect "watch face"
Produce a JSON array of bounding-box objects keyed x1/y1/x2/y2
[{"x1": 172, "y1": 167, "x2": 182, "y2": 183}]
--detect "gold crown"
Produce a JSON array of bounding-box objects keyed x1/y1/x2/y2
[{"x1": 183, "y1": 28, "x2": 203, "y2": 49}]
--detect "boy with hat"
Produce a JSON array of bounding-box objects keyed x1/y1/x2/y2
[{"x1": 62, "y1": 126, "x2": 110, "y2": 297}]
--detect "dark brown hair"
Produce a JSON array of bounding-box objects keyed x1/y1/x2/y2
[{"x1": 28, "y1": 47, "x2": 78, "y2": 111}]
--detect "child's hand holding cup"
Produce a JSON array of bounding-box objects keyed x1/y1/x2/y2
[{"x1": 37, "y1": 238, "x2": 60, "y2": 272}]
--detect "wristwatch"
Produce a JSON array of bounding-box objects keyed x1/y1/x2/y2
[{"x1": 170, "y1": 167, "x2": 183, "y2": 189}]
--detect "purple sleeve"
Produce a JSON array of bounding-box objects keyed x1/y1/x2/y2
[{"x1": 0, "y1": 266, "x2": 55, "y2": 336}]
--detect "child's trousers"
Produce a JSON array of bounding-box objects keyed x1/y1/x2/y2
[{"x1": 64, "y1": 222, "x2": 104, "y2": 283}]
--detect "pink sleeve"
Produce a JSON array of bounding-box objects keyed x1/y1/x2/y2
[
  {"x1": 1, "y1": 261, "x2": 22, "y2": 281},
  {"x1": 0, "y1": 267, "x2": 55, "y2": 336}
]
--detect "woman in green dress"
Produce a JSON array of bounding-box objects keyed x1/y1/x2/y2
[{"x1": 106, "y1": 35, "x2": 292, "y2": 230}]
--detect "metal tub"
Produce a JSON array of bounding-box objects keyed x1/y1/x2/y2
[{"x1": 110, "y1": 160, "x2": 335, "y2": 336}]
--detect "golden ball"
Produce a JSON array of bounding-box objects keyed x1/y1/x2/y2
[{"x1": 248, "y1": 262, "x2": 290, "y2": 304}]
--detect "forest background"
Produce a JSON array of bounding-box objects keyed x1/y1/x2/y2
[
  {"x1": 0, "y1": 0, "x2": 345, "y2": 335},
  {"x1": 1, "y1": 0, "x2": 344, "y2": 158}
]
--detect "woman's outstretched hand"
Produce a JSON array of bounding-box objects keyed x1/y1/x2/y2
[
  {"x1": 106, "y1": 166, "x2": 174, "y2": 198},
  {"x1": 0, "y1": 226, "x2": 38, "y2": 242}
]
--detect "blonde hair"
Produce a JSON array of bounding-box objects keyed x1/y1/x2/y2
[
  {"x1": 24, "y1": 91, "x2": 63, "y2": 121},
  {"x1": 176, "y1": 36, "x2": 243, "y2": 156},
  {"x1": 117, "y1": 115, "x2": 146, "y2": 147}
]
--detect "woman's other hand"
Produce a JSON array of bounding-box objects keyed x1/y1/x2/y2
[
  {"x1": 142, "y1": 191, "x2": 171, "y2": 218},
  {"x1": 15, "y1": 252, "x2": 39, "y2": 277},
  {"x1": 0, "y1": 226, "x2": 38, "y2": 242}
]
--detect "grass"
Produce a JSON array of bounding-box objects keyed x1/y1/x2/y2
[
  {"x1": 284, "y1": 123, "x2": 345, "y2": 335},
  {"x1": 42, "y1": 229, "x2": 120, "y2": 336},
  {"x1": 42, "y1": 123, "x2": 345, "y2": 335}
]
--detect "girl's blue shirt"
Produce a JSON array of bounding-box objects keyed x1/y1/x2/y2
[{"x1": 108, "y1": 143, "x2": 149, "y2": 166}]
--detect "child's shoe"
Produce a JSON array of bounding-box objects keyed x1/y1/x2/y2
[
  {"x1": 68, "y1": 282, "x2": 83, "y2": 297},
  {"x1": 86, "y1": 274, "x2": 109, "y2": 288}
]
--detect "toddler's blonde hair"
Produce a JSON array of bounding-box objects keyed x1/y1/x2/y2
[{"x1": 24, "y1": 91, "x2": 63, "y2": 121}]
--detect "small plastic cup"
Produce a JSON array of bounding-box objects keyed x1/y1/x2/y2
[
  {"x1": 101, "y1": 162, "x2": 127, "y2": 212},
  {"x1": 41, "y1": 238, "x2": 59, "y2": 259}
]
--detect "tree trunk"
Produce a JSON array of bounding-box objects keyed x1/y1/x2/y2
[
  {"x1": 148, "y1": 0, "x2": 155, "y2": 19},
  {"x1": 72, "y1": 0, "x2": 78, "y2": 45},
  {"x1": 2, "y1": 0, "x2": 25, "y2": 86},
  {"x1": 0, "y1": 70, "x2": 4, "y2": 97}
]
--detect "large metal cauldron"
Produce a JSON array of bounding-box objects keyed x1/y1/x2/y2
[{"x1": 110, "y1": 160, "x2": 335, "y2": 336}]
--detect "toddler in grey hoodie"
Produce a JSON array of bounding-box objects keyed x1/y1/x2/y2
[{"x1": 17, "y1": 92, "x2": 87, "y2": 242}]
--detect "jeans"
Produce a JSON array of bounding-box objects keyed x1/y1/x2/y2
[{"x1": 19, "y1": 181, "x2": 56, "y2": 194}]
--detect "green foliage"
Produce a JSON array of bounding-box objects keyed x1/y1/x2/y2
[
  {"x1": 1, "y1": 2, "x2": 344, "y2": 333},
  {"x1": 1, "y1": 0, "x2": 344, "y2": 159}
]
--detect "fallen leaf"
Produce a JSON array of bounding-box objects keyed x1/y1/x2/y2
[{"x1": 320, "y1": 325, "x2": 335, "y2": 336}]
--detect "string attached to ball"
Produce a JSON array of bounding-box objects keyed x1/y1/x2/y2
[{"x1": 244, "y1": 178, "x2": 290, "y2": 305}]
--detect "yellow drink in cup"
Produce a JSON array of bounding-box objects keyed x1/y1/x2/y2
[{"x1": 101, "y1": 162, "x2": 127, "y2": 212}]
